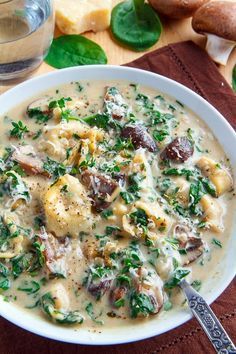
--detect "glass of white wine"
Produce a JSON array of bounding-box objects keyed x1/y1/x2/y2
[{"x1": 0, "y1": 0, "x2": 54, "y2": 82}]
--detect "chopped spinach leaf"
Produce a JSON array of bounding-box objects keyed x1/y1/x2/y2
[
  {"x1": 78, "y1": 153, "x2": 96, "y2": 170},
  {"x1": 0, "y1": 277, "x2": 10, "y2": 291},
  {"x1": 83, "y1": 113, "x2": 109, "y2": 129},
  {"x1": 85, "y1": 302, "x2": 104, "y2": 325},
  {"x1": 153, "y1": 129, "x2": 169, "y2": 142},
  {"x1": 0, "y1": 262, "x2": 9, "y2": 277},
  {"x1": 101, "y1": 209, "x2": 113, "y2": 219},
  {"x1": 165, "y1": 268, "x2": 190, "y2": 289},
  {"x1": 17, "y1": 280, "x2": 40, "y2": 294},
  {"x1": 5, "y1": 171, "x2": 30, "y2": 202},
  {"x1": 164, "y1": 300, "x2": 173, "y2": 311},
  {"x1": 130, "y1": 291, "x2": 155, "y2": 318},
  {"x1": 43, "y1": 158, "x2": 67, "y2": 180},
  {"x1": 27, "y1": 108, "x2": 51, "y2": 124},
  {"x1": 40, "y1": 292, "x2": 83, "y2": 324},
  {"x1": 191, "y1": 280, "x2": 202, "y2": 292},
  {"x1": 120, "y1": 173, "x2": 144, "y2": 204}
]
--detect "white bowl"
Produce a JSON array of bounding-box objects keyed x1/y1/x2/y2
[{"x1": 0, "y1": 66, "x2": 235, "y2": 345}]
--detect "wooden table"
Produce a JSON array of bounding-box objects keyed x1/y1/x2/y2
[{"x1": 0, "y1": 3, "x2": 235, "y2": 94}]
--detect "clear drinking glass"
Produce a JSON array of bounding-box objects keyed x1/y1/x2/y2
[{"x1": 0, "y1": 0, "x2": 54, "y2": 81}]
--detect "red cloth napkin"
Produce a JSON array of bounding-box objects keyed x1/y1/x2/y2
[
  {"x1": 125, "y1": 41, "x2": 236, "y2": 128},
  {"x1": 0, "y1": 41, "x2": 235, "y2": 354}
]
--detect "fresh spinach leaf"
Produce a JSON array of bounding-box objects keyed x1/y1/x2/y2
[
  {"x1": 45, "y1": 35, "x2": 107, "y2": 69},
  {"x1": 111, "y1": 0, "x2": 162, "y2": 51}
]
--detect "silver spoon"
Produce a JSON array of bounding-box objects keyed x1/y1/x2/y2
[{"x1": 179, "y1": 279, "x2": 236, "y2": 354}]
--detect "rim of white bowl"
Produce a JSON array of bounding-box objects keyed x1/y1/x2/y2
[{"x1": 0, "y1": 65, "x2": 235, "y2": 345}]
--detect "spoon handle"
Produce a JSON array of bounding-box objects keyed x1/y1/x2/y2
[{"x1": 180, "y1": 279, "x2": 236, "y2": 354}]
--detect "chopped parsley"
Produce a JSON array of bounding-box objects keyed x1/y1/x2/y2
[
  {"x1": 211, "y1": 238, "x2": 222, "y2": 248},
  {"x1": 10, "y1": 121, "x2": 29, "y2": 139}
]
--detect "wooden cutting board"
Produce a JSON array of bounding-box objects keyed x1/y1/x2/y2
[{"x1": 0, "y1": 3, "x2": 235, "y2": 95}]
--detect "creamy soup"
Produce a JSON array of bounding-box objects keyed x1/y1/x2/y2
[{"x1": 0, "y1": 81, "x2": 234, "y2": 329}]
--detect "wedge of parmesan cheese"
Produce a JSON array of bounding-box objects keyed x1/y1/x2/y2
[{"x1": 55, "y1": 0, "x2": 113, "y2": 34}]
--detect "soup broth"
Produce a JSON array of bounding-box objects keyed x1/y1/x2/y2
[{"x1": 0, "y1": 80, "x2": 234, "y2": 329}]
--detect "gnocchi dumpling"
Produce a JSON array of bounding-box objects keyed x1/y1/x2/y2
[
  {"x1": 129, "y1": 149, "x2": 157, "y2": 202},
  {"x1": 200, "y1": 195, "x2": 224, "y2": 233},
  {"x1": 0, "y1": 214, "x2": 24, "y2": 259},
  {"x1": 174, "y1": 177, "x2": 190, "y2": 206},
  {"x1": 197, "y1": 156, "x2": 233, "y2": 196},
  {"x1": 135, "y1": 201, "x2": 172, "y2": 233},
  {"x1": 49, "y1": 283, "x2": 70, "y2": 311},
  {"x1": 44, "y1": 174, "x2": 95, "y2": 238},
  {"x1": 122, "y1": 201, "x2": 172, "y2": 239},
  {"x1": 40, "y1": 121, "x2": 104, "y2": 161}
]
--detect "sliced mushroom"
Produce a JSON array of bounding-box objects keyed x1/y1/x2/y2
[
  {"x1": 88, "y1": 278, "x2": 113, "y2": 300},
  {"x1": 0, "y1": 214, "x2": 24, "y2": 259},
  {"x1": 49, "y1": 283, "x2": 70, "y2": 312},
  {"x1": 27, "y1": 97, "x2": 52, "y2": 117},
  {"x1": 121, "y1": 125, "x2": 157, "y2": 152},
  {"x1": 38, "y1": 229, "x2": 70, "y2": 278},
  {"x1": 174, "y1": 224, "x2": 204, "y2": 265},
  {"x1": 160, "y1": 137, "x2": 194, "y2": 162},
  {"x1": 192, "y1": 1, "x2": 236, "y2": 65},
  {"x1": 131, "y1": 267, "x2": 164, "y2": 316},
  {"x1": 80, "y1": 170, "x2": 120, "y2": 212},
  {"x1": 110, "y1": 286, "x2": 128, "y2": 307},
  {"x1": 12, "y1": 145, "x2": 49, "y2": 177},
  {"x1": 148, "y1": 0, "x2": 209, "y2": 19},
  {"x1": 181, "y1": 237, "x2": 204, "y2": 265}
]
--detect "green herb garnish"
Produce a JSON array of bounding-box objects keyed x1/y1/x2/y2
[{"x1": 10, "y1": 121, "x2": 29, "y2": 139}]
